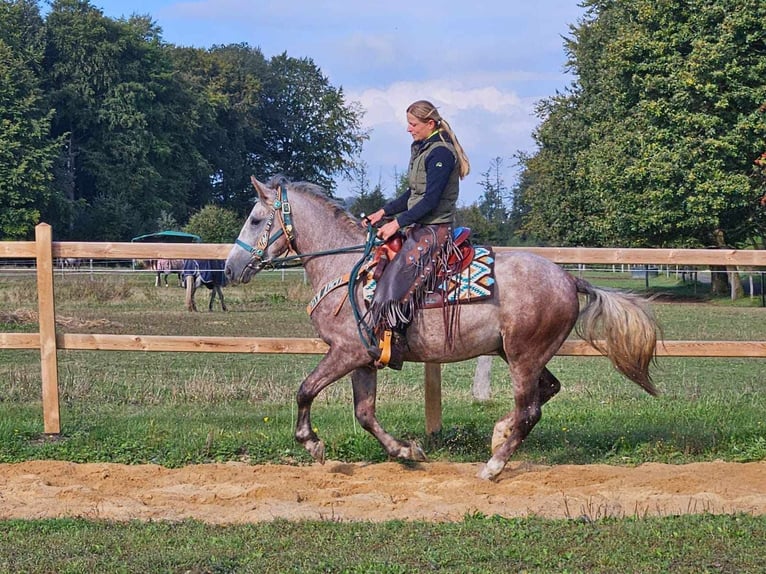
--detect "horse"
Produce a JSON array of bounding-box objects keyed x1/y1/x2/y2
[
  {"x1": 58, "y1": 257, "x2": 82, "y2": 271},
  {"x1": 182, "y1": 259, "x2": 228, "y2": 312},
  {"x1": 152, "y1": 258, "x2": 185, "y2": 287},
  {"x1": 224, "y1": 176, "x2": 660, "y2": 480}
]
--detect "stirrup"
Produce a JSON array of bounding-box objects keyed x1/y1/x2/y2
[{"x1": 373, "y1": 330, "x2": 393, "y2": 369}]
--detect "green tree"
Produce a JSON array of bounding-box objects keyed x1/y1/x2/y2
[
  {"x1": 43, "y1": 0, "x2": 208, "y2": 240},
  {"x1": 347, "y1": 161, "x2": 387, "y2": 218},
  {"x1": 475, "y1": 157, "x2": 515, "y2": 244},
  {"x1": 455, "y1": 205, "x2": 496, "y2": 246},
  {"x1": 0, "y1": 0, "x2": 60, "y2": 239},
  {"x1": 520, "y1": 0, "x2": 766, "y2": 249},
  {"x1": 184, "y1": 204, "x2": 242, "y2": 243},
  {"x1": 169, "y1": 43, "x2": 268, "y2": 216},
  {"x1": 256, "y1": 53, "x2": 368, "y2": 195}
]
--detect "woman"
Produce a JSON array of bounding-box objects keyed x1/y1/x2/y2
[{"x1": 364, "y1": 100, "x2": 470, "y2": 369}]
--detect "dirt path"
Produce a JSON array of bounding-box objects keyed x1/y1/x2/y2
[{"x1": 1, "y1": 460, "x2": 763, "y2": 523}]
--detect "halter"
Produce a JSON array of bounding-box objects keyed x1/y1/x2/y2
[{"x1": 234, "y1": 182, "x2": 296, "y2": 272}]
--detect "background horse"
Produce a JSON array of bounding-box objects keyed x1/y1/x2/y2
[
  {"x1": 224, "y1": 176, "x2": 659, "y2": 480},
  {"x1": 152, "y1": 258, "x2": 185, "y2": 287},
  {"x1": 182, "y1": 259, "x2": 227, "y2": 312},
  {"x1": 57, "y1": 257, "x2": 82, "y2": 271}
]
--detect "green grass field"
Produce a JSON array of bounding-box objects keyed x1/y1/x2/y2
[{"x1": 0, "y1": 268, "x2": 764, "y2": 572}]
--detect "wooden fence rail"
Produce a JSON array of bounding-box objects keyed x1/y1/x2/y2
[{"x1": 2, "y1": 223, "x2": 765, "y2": 435}]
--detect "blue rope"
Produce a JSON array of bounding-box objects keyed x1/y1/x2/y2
[{"x1": 348, "y1": 224, "x2": 381, "y2": 351}]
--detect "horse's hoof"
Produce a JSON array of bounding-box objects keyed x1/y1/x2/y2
[
  {"x1": 306, "y1": 439, "x2": 326, "y2": 464},
  {"x1": 409, "y1": 441, "x2": 427, "y2": 462},
  {"x1": 477, "y1": 457, "x2": 505, "y2": 481}
]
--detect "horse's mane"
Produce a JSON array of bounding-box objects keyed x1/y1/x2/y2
[{"x1": 267, "y1": 176, "x2": 362, "y2": 235}]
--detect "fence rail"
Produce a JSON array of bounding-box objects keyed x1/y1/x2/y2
[{"x1": 2, "y1": 223, "x2": 766, "y2": 435}]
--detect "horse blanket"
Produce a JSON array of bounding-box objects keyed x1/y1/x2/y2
[{"x1": 182, "y1": 259, "x2": 227, "y2": 287}]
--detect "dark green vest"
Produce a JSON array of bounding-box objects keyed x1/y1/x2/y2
[{"x1": 407, "y1": 138, "x2": 459, "y2": 225}]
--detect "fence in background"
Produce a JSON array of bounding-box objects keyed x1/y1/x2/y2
[{"x1": 1, "y1": 223, "x2": 765, "y2": 435}]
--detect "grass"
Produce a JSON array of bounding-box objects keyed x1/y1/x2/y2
[
  {"x1": 0, "y1": 267, "x2": 764, "y2": 572},
  {"x1": 0, "y1": 514, "x2": 764, "y2": 573},
  {"x1": 0, "y1": 268, "x2": 764, "y2": 466}
]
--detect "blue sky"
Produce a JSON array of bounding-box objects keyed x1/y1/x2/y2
[{"x1": 92, "y1": 0, "x2": 587, "y2": 204}]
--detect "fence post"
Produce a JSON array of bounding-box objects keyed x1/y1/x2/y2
[
  {"x1": 35, "y1": 223, "x2": 61, "y2": 435},
  {"x1": 472, "y1": 355, "x2": 492, "y2": 401},
  {"x1": 424, "y1": 363, "x2": 442, "y2": 435}
]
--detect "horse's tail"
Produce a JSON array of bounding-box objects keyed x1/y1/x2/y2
[{"x1": 574, "y1": 277, "x2": 659, "y2": 396}]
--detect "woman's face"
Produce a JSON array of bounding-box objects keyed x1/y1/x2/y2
[{"x1": 406, "y1": 113, "x2": 435, "y2": 141}]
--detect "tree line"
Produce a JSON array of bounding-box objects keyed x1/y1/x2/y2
[
  {"x1": 2, "y1": 0, "x2": 766, "y2": 252},
  {"x1": 516, "y1": 0, "x2": 766, "y2": 250},
  {"x1": 1, "y1": 0, "x2": 366, "y2": 241}
]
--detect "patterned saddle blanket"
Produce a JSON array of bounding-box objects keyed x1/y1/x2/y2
[{"x1": 306, "y1": 243, "x2": 495, "y2": 316}]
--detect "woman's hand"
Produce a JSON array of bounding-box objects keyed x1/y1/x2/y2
[
  {"x1": 377, "y1": 219, "x2": 401, "y2": 241},
  {"x1": 364, "y1": 209, "x2": 386, "y2": 226}
]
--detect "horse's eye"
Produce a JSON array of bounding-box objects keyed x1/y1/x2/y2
[{"x1": 249, "y1": 217, "x2": 261, "y2": 227}]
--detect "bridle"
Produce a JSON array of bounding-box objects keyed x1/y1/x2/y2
[
  {"x1": 232, "y1": 180, "x2": 384, "y2": 353},
  {"x1": 234, "y1": 182, "x2": 296, "y2": 273}
]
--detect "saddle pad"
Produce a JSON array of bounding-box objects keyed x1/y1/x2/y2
[{"x1": 363, "y1": 246, "x2": 495, "y2": 308}]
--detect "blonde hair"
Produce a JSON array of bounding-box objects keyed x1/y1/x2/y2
[{"x1": 406, "y1": 100, "x2": 471, "y2": 179}]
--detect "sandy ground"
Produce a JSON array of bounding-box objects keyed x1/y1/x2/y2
[{"x1": 1, "y1": 459, "x2": 764, "y2": 523}]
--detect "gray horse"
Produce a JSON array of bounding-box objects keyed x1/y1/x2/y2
[{"x1": 224, "y1": 176, "x2": 659, "y2": 480}]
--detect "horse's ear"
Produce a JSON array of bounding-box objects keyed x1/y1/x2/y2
[{"x1": 250, "y1": 176, "x2": 271, "y2": 204}]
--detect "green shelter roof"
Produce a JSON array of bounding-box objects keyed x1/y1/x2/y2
[{"x1": 130, "y1": 230, "x2": 201, "y2": 243}]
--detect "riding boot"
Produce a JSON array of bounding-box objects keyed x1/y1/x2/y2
[{"x1": 387, "y1": 330, "x2": 407, "y2": 370}]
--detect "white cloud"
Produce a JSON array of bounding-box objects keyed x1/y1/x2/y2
[{"x1": 343, "y1": 82, "x2": 542, "y2": 203}]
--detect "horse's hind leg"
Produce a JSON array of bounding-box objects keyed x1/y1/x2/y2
[
  {"x1": 351, "y1": 367, "x2": 426, "y2": 461},
  {"x1": 490, "y1": 367, "x2": 561, "y2": 453},
  {"x1": 478, "y1": 361, "x2": 550, "y2": 481},
  {"x1": 208, "y1": 285, "x2": 226, "y2": 311}
]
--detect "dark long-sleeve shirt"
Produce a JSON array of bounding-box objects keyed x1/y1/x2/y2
[{"x1": 383, "y1": 135, "x2": 456, "y2": 228}]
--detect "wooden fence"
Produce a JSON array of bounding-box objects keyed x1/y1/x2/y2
[{"x1": 1, "y1": 223, "x2": 766, "y2": 436}]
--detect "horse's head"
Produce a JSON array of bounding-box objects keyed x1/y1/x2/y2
[{"x1": 225, "y1": 176, "x2": 296, "y2": 284}]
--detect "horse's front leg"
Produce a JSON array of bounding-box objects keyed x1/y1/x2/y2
[
  {"x1": 295, "y1": 347, "x2": 365, "y2": 462},
  {"x1": 185, "y1": 276, "x2": 198, "y2": 312},
  {"x1": 217, "y1": 285, "x2": 227, "y2": 311},
  {"x1": 351, "y1": 366, "x2": 426, "y2": 461}
]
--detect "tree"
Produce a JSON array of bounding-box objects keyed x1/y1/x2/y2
[
  {"x1": 475, "y1": 157, "x2": 514, "y2": 244},
  {"x1": 347, "y1": 161, "x2": 387, "y2": 217},
  {"x1": 184, "y1": 204, "x2": 242, "y2": 243},
  {"x1": 519, "y1": 0, "x2": 766, "y2": 249},
  {"x1": 169, "y1": 43, "x2": 268, "y2": 216},
  {"x1": 255, "y1": 53, "x2": 368, "y2": 195},
  {"x1": 0, "y1": 0, "x2": 60, "y2": 239},
  {"x1": 43, "y1": 0, "x2": 209, "y2": 240}
]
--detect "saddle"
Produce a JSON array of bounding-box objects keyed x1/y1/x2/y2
[
  {"x1": 306, "y1": 227, "x2": 495, "y2": 317},
  {"x1": 372, "y1": 226, "x2": 475, "y2": 282},
  {"x1": 364, "y1": 227, "x2": 495, "y2": 310}
]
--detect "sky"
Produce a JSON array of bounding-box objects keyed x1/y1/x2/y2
[{"x1": 91, "y1": 0, "x2": 588, "y2": 205}]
